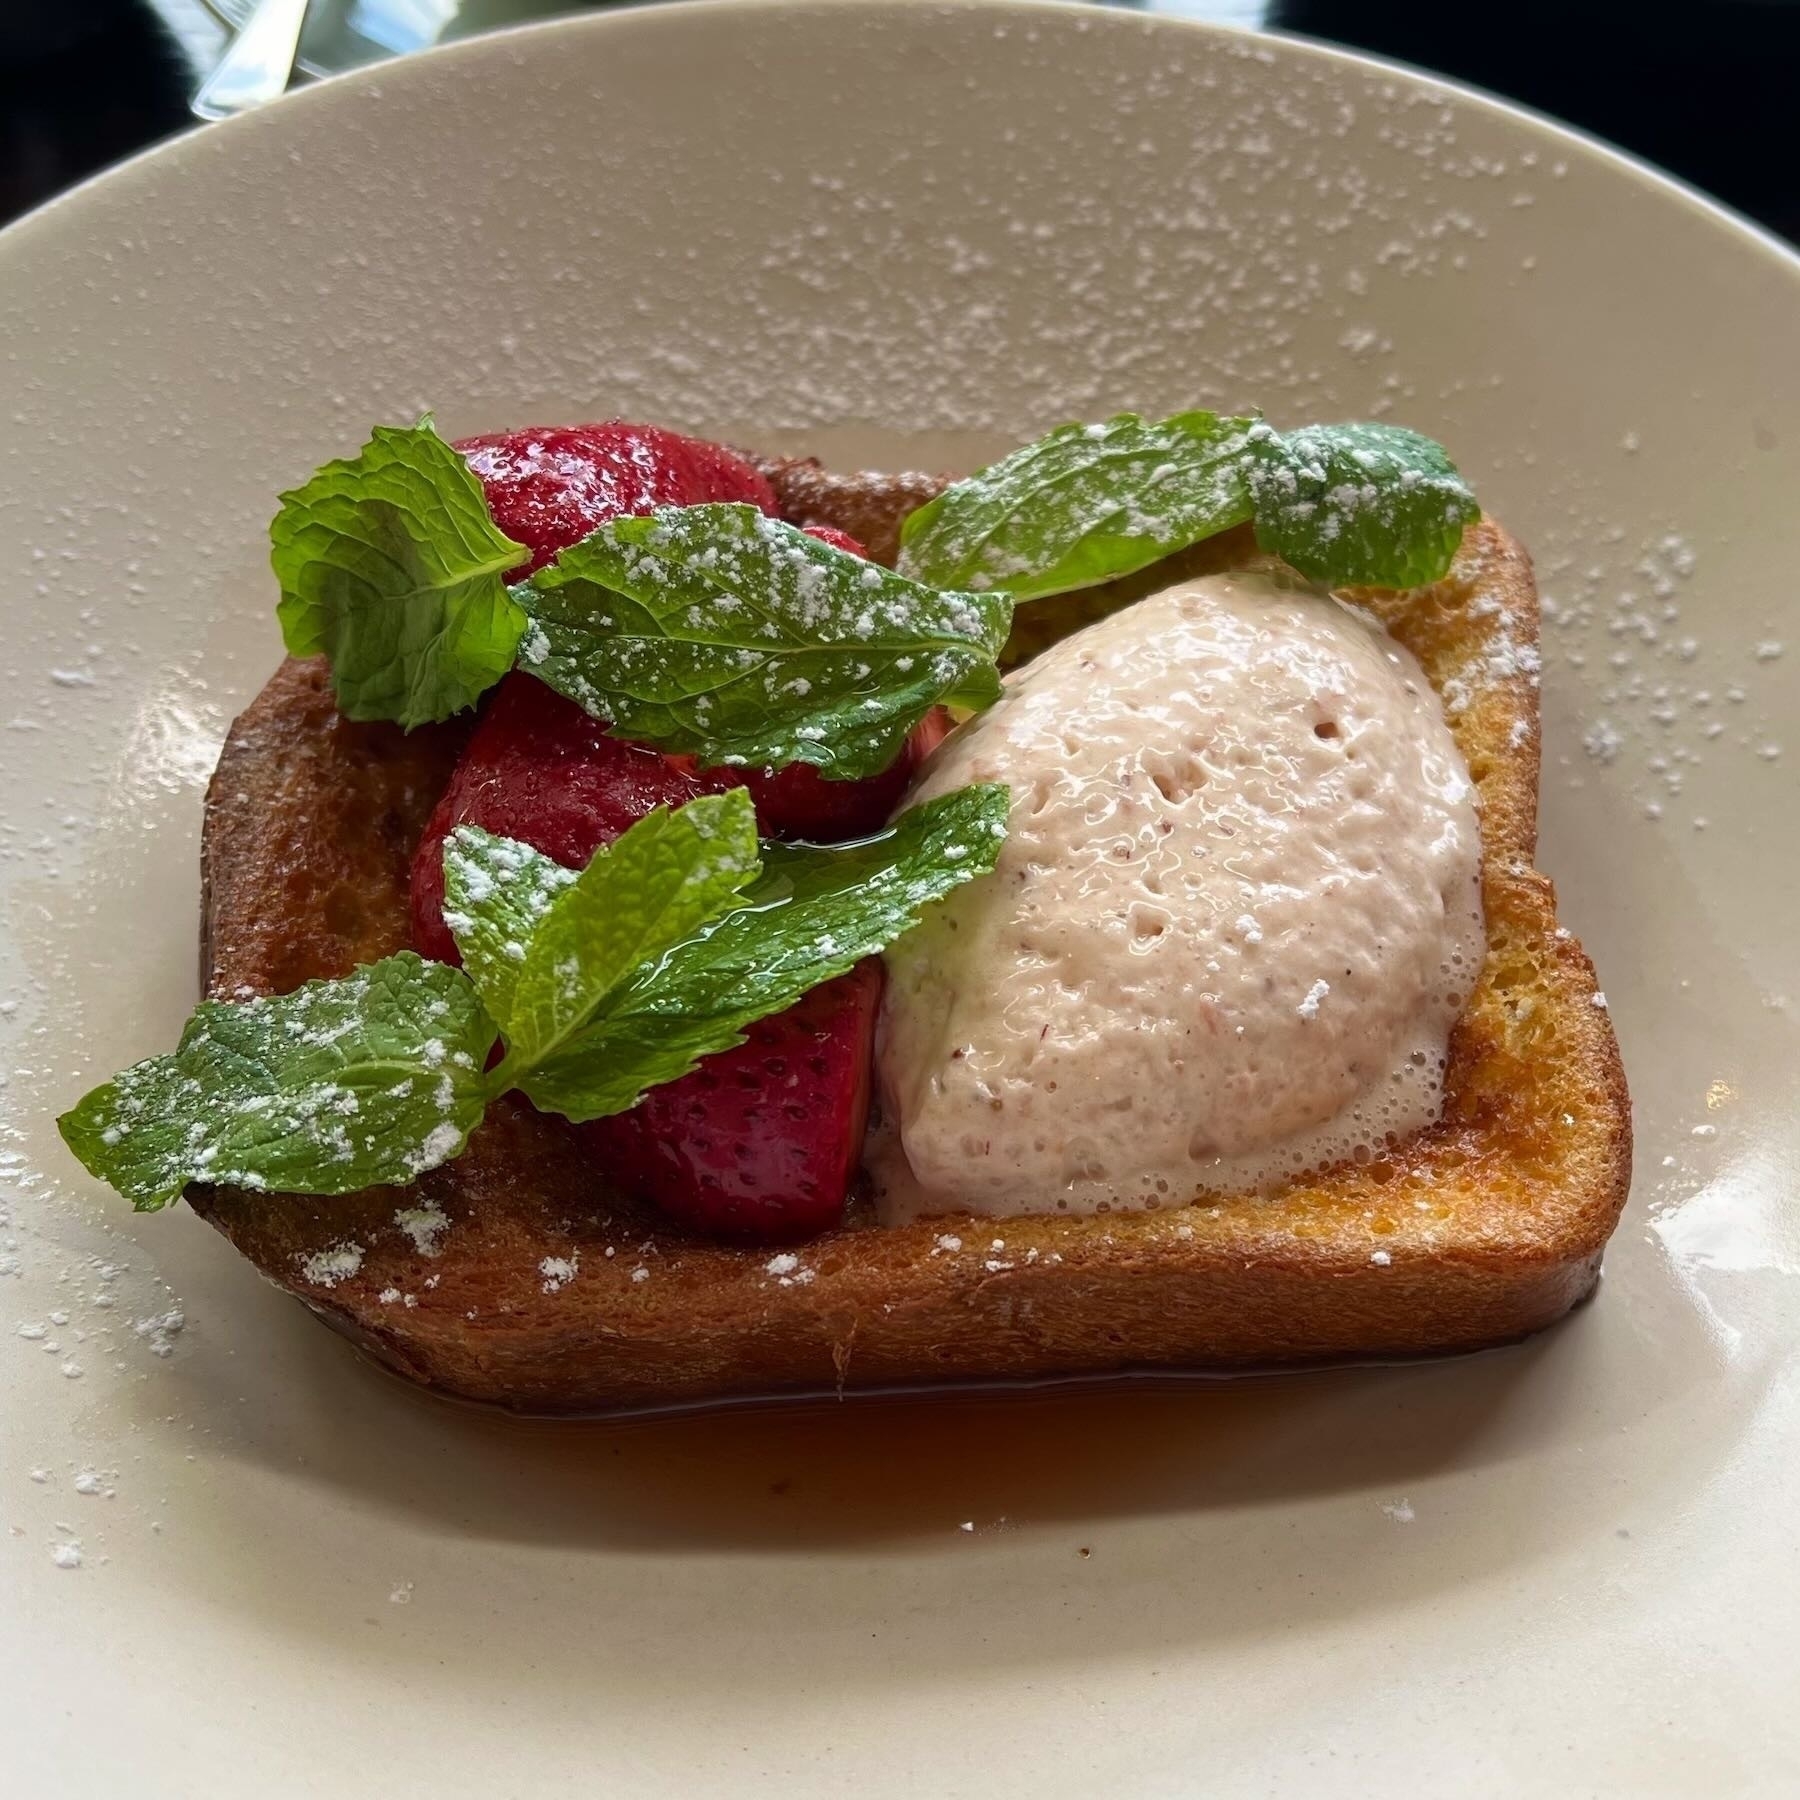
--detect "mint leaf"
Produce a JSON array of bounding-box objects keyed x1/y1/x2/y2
[
  {"x1": 58, "y1": 953, "x2": 496, "y2": 1211},
  {"x1": 441, "y1": 829, "x2": 577, "y2": 1040},
  {"x1": 1246, "y1": 422, "x2": 1477, "y2": 589},
  {"x1": 63, "y1": 788, "x2": 1008, "y2": 1210},
  {"x1": 453, "y1": 790, "x2": 761, "y2": 1075},
  {"x1": 272, "y1": 420, "x2": 530, "y2": 728},
  {"x1": 520, "y1": 782, "x2": 1010, "y2": 1122},
  {"x1": 896, "y1": 411, "x2": 1258, "y2": 602},
  {"x1": 515, "y1": 504, "x2": 1011, "y2": 779}
]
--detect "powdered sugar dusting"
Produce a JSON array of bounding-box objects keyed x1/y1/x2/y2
[
  {"x1": 133, "y1": 1308, "x2": 185, "y2": 1357},
  {"x1": 393, "y1": 1199, "x2": 450, "y2": 1257},
  {"x1": 539, "y1": 1253, "x2": 579, "y2": 1294},
  {"x1": 415, "y1": 20, "x2": 1570, "y2": 447},
  {"x1": 296, "y1": 1243, "x2": 363, "y2": 1288},
  {"x1": 1543, "y1": 531, "x2": 1789, "y2": 830},
  {"x1": 764, "y1": 1251, "x2": 816, "y2": 1289}
]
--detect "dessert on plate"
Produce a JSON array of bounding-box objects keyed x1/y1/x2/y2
[{"x1": 62, "y1": 408, "x2": 1630, "y2": 1411}]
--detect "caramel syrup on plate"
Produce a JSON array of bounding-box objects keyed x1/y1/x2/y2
[{"x1": 348, "y1": 1342, "x2": 1536, "y2": 1551}]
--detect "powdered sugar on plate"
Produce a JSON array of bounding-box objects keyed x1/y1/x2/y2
[{"x1": 1540, "y1": 530, "x2": 1790, "y2": 831}]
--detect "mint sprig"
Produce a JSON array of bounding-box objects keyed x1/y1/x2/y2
[
  {"x1": 522, "y1": 781, "x2": 1012, "y2": 1121},
  {"x1": 1245, "y1": 422, "x2": 1479, "y2": 589},
  {"x1": 897, "y1": 411, "x2": 1259, "y2": 601},
  {"x1": 57, "y1": 953, "x2": 497, "y2": 1211},
  {"x1": 897, "y1": 411, "x2": 1477, "y2": 601},
  {"x1": 449, "y1": 789, "x2": 761, "y2": 1075},
  {"x1": 271, "y1": 419, "x2": 530, "y2": 728},
  {"x1": 515, "y1": 505, "x2": 1011, "y2": 779},
  {"x1": 269, "y1": 408, "x2": 1477, "y2": 775},
  {"x1": 61, "y1": 787, "x2": 1008, "y2": 1208}
]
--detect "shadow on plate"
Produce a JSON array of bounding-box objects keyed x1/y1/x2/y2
[
  {"x1": 130, "y1": 1264, "x2": 1750, "y2": 1701},
  {"x1": 156, "y1": 1262, "x2": 1718, "y2": 1557}
]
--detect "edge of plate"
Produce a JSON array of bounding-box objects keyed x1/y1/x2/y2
[{"x1": 3, "y1": 0, "x2": 1798, "y2": 293}]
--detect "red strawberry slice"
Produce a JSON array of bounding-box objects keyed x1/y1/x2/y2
[
  {"x1": 412, "y1": 682, "x2": 953, "y2": 960},
  {"x1": 413, "y1": 429, "x2": 953, "y2": 1241},
  {"x1": 716, "y1": 705, "x2": 952, "y2": 841},
  {"x1": 454, "y1": 422, "x2": 776, "y2": 576},
  {"x1": 579, "y1": 962, "x2": 881, "y2": 1243},
  {"x1": 452, "y1": 431, "x2": 944, "y2": 834},
  {"x1": 410, "y1": 675, "x2": 709, "y2": 964},
  {"x1": 407, "y1": 679, "x2": 888, "y2": 1241},
  {"x1": 796, "y1": 523, "x2": 866, "y2": 558}
]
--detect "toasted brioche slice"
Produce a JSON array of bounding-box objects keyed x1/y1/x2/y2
[{"x1": 189, "y1": 463, "x2": 1630, "y2": 1413}]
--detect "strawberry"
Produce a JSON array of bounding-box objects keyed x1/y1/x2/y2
[
  {"x1": 452, "y1": 431, "x2": 944, "y2": 831},
  {"x1": 579, "y1": 962, "x2": 881, "y2": 1243},
  {"x1": 413, "y1": 432, "x2": 945, "y2": 1241},
  {"x1": 410, "y1": 675, "x2": 708, "y2": 965},
  {"x1": 411, "y1": 683, "x2": 953, "y2": 962},
  {"x1": 408, "y1": 677, "x2": 888, "y2": 1240},
  {"x1": 715, "y1": 705, "x2": 952, "y2": 841},
  {"x1": 454, "y1": 422, "x2": 776, "y2": 576},
  {"x1": 796, "y1": 523, "x2": 867, "y2": 558}
]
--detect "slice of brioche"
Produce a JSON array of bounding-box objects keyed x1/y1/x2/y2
[{"x1": 188, "y1": 462, "x2": 1630, "y2": 1413}]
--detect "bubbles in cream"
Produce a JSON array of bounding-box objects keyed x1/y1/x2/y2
[{"x1": 875, "y1": 566, "x2": 1485, "y2": 1221}]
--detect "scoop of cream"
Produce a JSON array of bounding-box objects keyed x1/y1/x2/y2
[{"x1": 875, "y1": 566, "x2": 1484, "y2": 1222}]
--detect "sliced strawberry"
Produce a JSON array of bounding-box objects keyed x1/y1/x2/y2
[
  {"x1": 411, "y1": 681, "x2": 952, "y2": 960},
  {"x1": 798, "y1": 523, "x2": 867, "y2": 557},
  {"x1": 411, "y1": 676, "x2": 706, "y2": 963},
  {"x1": 408, "y1": 680, "x2": 887, "y2": 1241},
  {"x1": 580, "y1": 962, "x2": 881, "y2": 1243},
  {"x1": 454, "y1": 422, "x2": 775, "y2": 576},
  {"x1": 717, "y1": 706, "x2": 953, "y2": 841},
  {"x1": 410, "y1": 434, "x2": 946, "y2": 1240}
]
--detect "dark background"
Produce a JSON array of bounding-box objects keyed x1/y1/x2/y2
[{"x1": 3, "y1": 0, "x2": 1796, "y2": 240}]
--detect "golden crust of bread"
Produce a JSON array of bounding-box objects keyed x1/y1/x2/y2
[{"x1": 188, "y1": 466, "x2": 1631, "y2": 1413}]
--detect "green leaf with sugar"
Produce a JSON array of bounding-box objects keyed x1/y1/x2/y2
[
  {"x1": 1245, "y1": 422, "x2": 1478, "y2": 590},
  {"x1": 452, "y1": 790, "x2": 762, "y2": 1076},
  {"x1": 62, "y1": 788, "x2": 1009, "y2": 1210},
  {"x1": 520, "y1": 782, "x2": 1011, "y2": 1122},
  {"x1": 272, "y1": 419, "x2": 530, "y2": 728},
  {"x1": 440, "y1": 828, "x2": 578, "y2": 1041},
  {"x1": 57, "y1": 953, "x2": 497, "y2": 1211},
  {"x1": 896, "y1": 411, "x2": 1259, "y2": 602},
  {"x1": 515, "y1": 504, "x2": 1011, "y2": 779}
]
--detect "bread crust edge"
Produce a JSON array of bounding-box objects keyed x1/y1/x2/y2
[{"x1": 188, "y1": 475, "x2": 1632, "y2": 1413}]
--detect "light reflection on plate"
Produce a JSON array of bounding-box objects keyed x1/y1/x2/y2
[{"x1": 1652, "y1": 1143, "x2": 1800, "y2": 1280}]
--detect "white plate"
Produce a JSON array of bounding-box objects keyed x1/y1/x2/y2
[{"x1": 2, "y1": 3, "x2": 1797, "y2": 1793}]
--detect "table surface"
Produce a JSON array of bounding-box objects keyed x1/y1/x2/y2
[{"x1": 2, "y1": 0, "x2": 1797, "y2": 241}]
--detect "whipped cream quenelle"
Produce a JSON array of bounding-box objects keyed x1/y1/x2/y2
[{"x1": 875, "y1": 567, "x2": 1485, "y2": 1222}]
